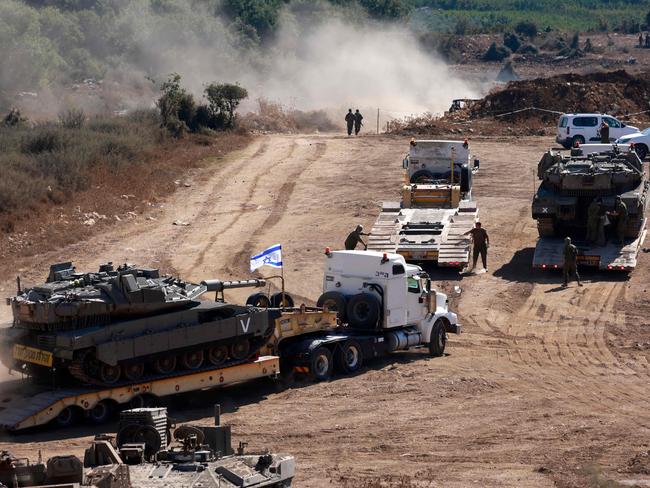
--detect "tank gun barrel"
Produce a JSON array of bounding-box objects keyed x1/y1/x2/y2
[{"x1": 200, "y1": 279, "x2": 266, "y2": 292}]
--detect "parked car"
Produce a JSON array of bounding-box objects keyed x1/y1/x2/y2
[
  {"x1": 616, "y1": 128, "x2": 650, "y2": 160},
  {"x1": 556, "y1": 113, "x2": 639, "y2": 149}
]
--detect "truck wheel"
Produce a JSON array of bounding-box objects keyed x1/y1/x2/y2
[
  {"x1": 633, "y1": 143, "x2": 648, "y2": 161},
  {"x1": 346, "y1": 293, "x2": 380, "y2": 329},
  {"x1": 88, "y1": 400, "x2": 113, "y2": 424},
  {"x1": 429, "y1": 319, "x2": 447, "y2": 357},
  {"x1": 571, "y1": 135, "x2": 585, "y2": 147},
  {"x1": 317, "y1": 291, "x2": 348, "y2": 322},
  {"x1": 336, "y1": 340, "x2": 364, "y2": 374},
  {"x1": 54, "y1": 406, "x2": 80, "y2": 428},
  {"x1": 310, "y1": 347, "x2": 333, "y2": 381},
  {"x1": 410, "y1": 169, "x2": 435, "y2": 184},
  {"x1": 246, "y1": 293, "x2": 271, "y2": 307},
  {"x1": 270, "y1": 292, "x2": 294, "y2": 308}
]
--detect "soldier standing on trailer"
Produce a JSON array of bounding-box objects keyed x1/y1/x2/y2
[
  {"x1": 586, "y1": 198, "x2": 601, "y2": 243},
  {"x1": 345, "y1": 225, "x2": 369, "y2": 250}
]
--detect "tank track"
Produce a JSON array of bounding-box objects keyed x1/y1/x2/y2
[
  {"x1": 66, "y1": 330, "x2": 274, "y2": 388},
  {"x1": 537, "y1": 218, "x2": 556, "y2": 238}
]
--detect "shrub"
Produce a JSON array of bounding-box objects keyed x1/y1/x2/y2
[
  {"x1": 517, "y1": 43, "x2": 539, "y2": 55},
  {"x1": 58, "y1": 108, "x2": 86, "y2": 129},
  {"x1": 503, "y1": 32, "x2": 521, "y2": 52},
  {"x1": 515, "y1": 20, "x2": 537, "y2": 38},
  {"x1": 21, "y1": 128, "x2": 68, "y2": 154},
  {"x1": 483, "y1": 42, "x2": 511, "y2": 62},
  {"x1": 204, "y1": 82, "x2": 248, "y2": 128}
]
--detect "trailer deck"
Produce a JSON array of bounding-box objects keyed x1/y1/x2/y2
[
  {"x1": 0, "y1": 356, "x2": 279, "y2": 431},
  {"x1": 533, "y1": 229, "x2": 647, "y2": 271}
]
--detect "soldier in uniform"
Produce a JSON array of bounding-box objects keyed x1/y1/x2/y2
[
  {"x1": 345, "y1": 225, "x2": 368, "y2": 250},
  {"x1": 600, "y1": 120, "x2": 609, "y2": 143},
  {"x1": 345, "y1": 109, "x2": 355, "y2": 136},
  {"x1": 640, "y1": 32, "x2": 644, "y2": 48},
  {"x1": 586, "y1": 198, "x2": 601, "y2": 243},
  {"x1": 608, "y1": 196, "x2": 629, "y2": 244},
  {"x1": 464, "y1": 222, "x2": 489, "y2": 272},
  {"x1": 354, "y1": 109, "x2": 363, "y2": 135},
  {"x1": 562, "y1": 237, "x2": 582, "y2": 287}
]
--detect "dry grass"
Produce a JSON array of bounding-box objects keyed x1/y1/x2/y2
[{"x1": 241, "y1": 99, "x2": 338, "y2": 133}]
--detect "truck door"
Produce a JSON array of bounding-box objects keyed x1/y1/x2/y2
[
  {"x1": 406, "y1": 276, "x2": 426, "y2": 325},
  {"x1": 386, "y1": 276, "x2": 408, "y2": 327}
]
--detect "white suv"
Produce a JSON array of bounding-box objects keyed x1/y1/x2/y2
[{"x1": 556, "y1": 113, "x2": 638, "y2": 148}]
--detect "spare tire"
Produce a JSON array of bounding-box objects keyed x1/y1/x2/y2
[
  {"x1": 246, "y1": 293, "x2": 271, "y2": 307},
  {"x1": 270, "y1": 292, "x2": 294, "y2": 308},
  {"x1": 346, "y1": 293, "x2": 381, "y2": 329},
  {"x1": 316, "y1": 291, "x2": 348, "y2": 323},
  {"x1": 410, "y1": 169, "x2": 435, "y2": 184}
]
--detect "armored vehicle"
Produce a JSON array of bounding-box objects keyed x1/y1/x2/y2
[
  {"x1": 532, "y1": 148, "x2": 649, "y2": 270},
  {"x1": 1, "y1": 262, "x2": 278, "y2": 386}
]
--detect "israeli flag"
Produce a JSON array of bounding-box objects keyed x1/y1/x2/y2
[{"x1": 250, "y1": 244, "x2": 283, "y2": 272}]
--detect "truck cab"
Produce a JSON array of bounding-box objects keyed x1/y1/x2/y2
[{"x1": 319, "y1": 250, "x2": 460, "y2": 349}]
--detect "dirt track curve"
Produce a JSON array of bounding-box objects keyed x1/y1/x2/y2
[{"x1": 1, "y1": 134, "x2": 649, "y2": 488}]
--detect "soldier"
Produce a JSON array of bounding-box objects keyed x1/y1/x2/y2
[
  {"x1": 645, "y1": 33, "x2": 649, "y2": 48},
  {"x1": 345, "y1": 109, "x2": 354, "y2": 136},
  {"x1": 608, "y1": 196, "x2": 629, "y2": 244},
  {"x1": 345, "y1": 225, "x2": 368, "y2": 250},
  {"x1": 640, "y1": 32, "x2": 644, "y2": 48},
  {"x1": 354, "y1": 109, "x2": 363, "y2": 136},
  {"x1": 562, "y1": 237, "x2": 582, "y2": 287},
  {"x1": 586, "y1": 198, "x2": 601, "y2": 243},
  {"x1": 464, "y1": 222, "x2": 489, "y2": 272},
  {"x1": 600, "y1": 120, "x2": 609, "y2": 143}
]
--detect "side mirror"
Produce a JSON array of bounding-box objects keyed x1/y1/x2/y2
[
  {"x1": 622, "y1": 123, "x2": 627, "y2": 127},
  {"x1": 402, "y1": 157, "x2": 409, "y2": 169},
  {"x1": 473, "y1": 158, "x2": 480, "y2": 169}
]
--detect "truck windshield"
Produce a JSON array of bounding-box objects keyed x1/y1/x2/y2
[{"x1": 407, "y1": 277, "x2": 420, "y2": 294}]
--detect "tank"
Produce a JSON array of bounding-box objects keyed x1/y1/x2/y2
[
  {"x1": 0, "y1": 262, "x2": 278, "y2": 386},
  {"x1": 532, "y1": 148, "x2": 649, "y2": 238}
]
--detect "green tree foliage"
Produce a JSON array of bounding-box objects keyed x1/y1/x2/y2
[
  {"x1": 157, "y1": 73, "x2": 196, "y2": 136},
  {"x1": 503, "y1": 31, "x2": 521, "y2": 52},
  {"x1": 205, "y1": 83, "x2": 249, "y2": 128},
  {"x1": 514, "y1": 20, "x2": 537, "y2": 38},
  {"x1": 483, "y1": 42, "x2": 511, "y2": 61}
]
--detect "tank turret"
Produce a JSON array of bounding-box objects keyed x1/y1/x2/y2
[
  {"x1": 1, "y1": 263, "x2": 278, "y2": 386},
  {"x1": 532, "y1": 148, "x2": 648, "y2": 239}
]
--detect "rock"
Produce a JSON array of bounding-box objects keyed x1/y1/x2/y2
[
  {"x1": 146, "y1": 216, "x2": 157, "y2": 221},
  {"x1": 183, "y1": 182, "x2": 192, "y2": 187},
  {"x1": 173, "y1": 220, "x2": 190, "y2": 226},
  {"x1": 83, "y1": 218, "x2": 96, "y2": 226},
  {"x1": 114, "y1": 215, "x2": 122, "y2": 221},
  {"x1": 126, "y1": 212, "x2": 137, "y2": 219}
]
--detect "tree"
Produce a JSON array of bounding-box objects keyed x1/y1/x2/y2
[
  {"x1": 157, "y1": 73, "x2": 196, "y2": 136},
  {"x1": 359, "y1": 0, "x2": 409, "y2": 20},
  {"x1": 204, "y1": 83, "x2": 248, "y2": 128},
  {"x1": 503, "y1": 31, "x2": 521, "y2": 53}
]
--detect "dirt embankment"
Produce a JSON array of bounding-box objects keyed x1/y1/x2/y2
[{"x1": 391, "y1": 69, "x2": 650, "y2": 138}]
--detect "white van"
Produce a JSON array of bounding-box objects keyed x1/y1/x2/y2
[{"x1": 556, "y1": 113, "x2": 638, "y2": 148}]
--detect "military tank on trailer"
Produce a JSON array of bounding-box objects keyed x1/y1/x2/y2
[
  {"x1": 0, "y1": 262, "x2": 278, "y2": 386},
  {"x1": 532, "y1": 147, "x2": 649, "y2": 270}
]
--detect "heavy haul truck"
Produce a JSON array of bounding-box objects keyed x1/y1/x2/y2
[
  {"x1": 368, "y1": 140, "x2": 479, "y2": 268},
  {"x1": 0, "y1": 251, "x2": 459, "y2": 431}
]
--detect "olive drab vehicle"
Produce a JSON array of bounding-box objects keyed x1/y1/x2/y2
[
  {"x1": 0, "y1": 262, "x2": 279, "y2": 387},
  {"x1": 533, "y1": 148, "x2": 647, "y2": 238},
  {"x1": 532, "y1": 147, "x2": 649, "y2": 270}
]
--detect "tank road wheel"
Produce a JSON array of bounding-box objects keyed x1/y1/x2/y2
[
  {"x1": 429, "y1": 319, "x2": 447, "y2": 358},
  {"x1": 123, "y1": 363, "x2": 145, "y2": 382},
  {"x1": 246, "y1": 293, "x2": 271, "y2": 308},
  {"x1": 153, "y1": 356, "x2": 176, "y2": 375},
  {"x1": 335, "y1": 340, "x2": 364, "y2": 375},
  {"x1": 207, "y1": 345, "x2": 229, "y2": 367},
  {"x1": 88, "y1": 400, "x2": 113, "y2": 425},
  {"x1": 230, "y1": 339, "x2": 251, "y2": 361},
  {"x1": 180, "y1": 350, "x2": 204, "y2": 370},
  {"x1": 310, "y1": 346, "x2": 333, "y2": 382},
  {"x1": 98, "y1": 363, "x2": 121, "y2": 385}
]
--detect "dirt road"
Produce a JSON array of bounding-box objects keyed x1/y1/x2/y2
[{"x1": 1, "y1": 134, "x2": 649, "y2": 487}]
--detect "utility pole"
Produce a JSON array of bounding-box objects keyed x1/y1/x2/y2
[{"x1": 377, "y1": 108, "x2": 379, "y2": 135}]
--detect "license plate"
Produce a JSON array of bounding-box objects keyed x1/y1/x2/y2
[
  {"x1": 577, "y1": 255, "x2": 600, "y2": 266},
  {"x1": 13, "y1": 345, "x2": 53, "y2": 367}
]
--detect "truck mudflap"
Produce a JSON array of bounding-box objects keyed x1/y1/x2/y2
[{"x1": 446, "y1": 322, "x2": 462, "y2": 335}]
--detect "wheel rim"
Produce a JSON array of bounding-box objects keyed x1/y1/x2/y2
[
  {"x1": 182, "y1": 351, "x2": 204, "y2": 370},
  {"x1": 231, "y1": 340, "x2": 250, "y2": 360},
  {"x1": 208, "y1": 346, "x2": 228, "y2": 366},
  {"x1": 323, "y1": 299, "x2": 339, "y2": 311},
  {"x1": 90, "y1": 402, "x2": 109, "y2": 423},
  {"x1": 315, "y1": 354, "x2": 329, "y2": 376},
  {"x1": 99, "y1": 364, "x2": 121, "y2": 384},
  {"x1": 154, "y1": 356, "x2": 176, "y2": 374},
  {"x1": 354, "y1": 302, "x2": 370, "y2": 320},
  {"x1": 345, "y1": 346, "x2": 360, "y2": 368},
  {"x1": 124, "y1": 363, "x2": 144, "y2": 381}
]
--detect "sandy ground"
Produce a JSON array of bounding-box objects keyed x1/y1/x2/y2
[{"x1": 1, "y1": 134, "x2": 649, "y2": 487}]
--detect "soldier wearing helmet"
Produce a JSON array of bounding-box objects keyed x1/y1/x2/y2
[
  {"x1": 345, "y1": 225, "x2": 369, "y2": 250},
  {"x1": 563, "y1": 236, "x2": 582, "y2": 287}
]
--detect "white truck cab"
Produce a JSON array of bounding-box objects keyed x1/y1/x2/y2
[{"x1": 318, "y1": 250, "x2": 460, "y2": 357}]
